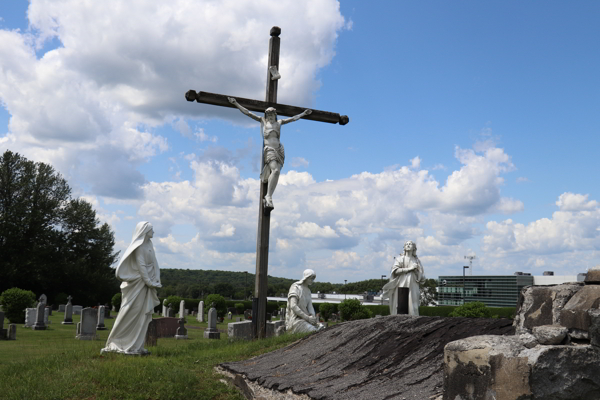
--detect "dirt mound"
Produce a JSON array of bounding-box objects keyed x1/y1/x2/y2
[{"x1": 221, "y1": 315, "x2": 514, "y2": 400}]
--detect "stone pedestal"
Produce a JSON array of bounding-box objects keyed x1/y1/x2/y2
[
  {"x1": 204, "y1": 306, "x2": 220, "y2": 339},
  {"x1": 175, "y1": 318, "x2": 188, "y2": 340},
  {"x1": 97, "y1": 306, "x2": 106, "y2": 330}
]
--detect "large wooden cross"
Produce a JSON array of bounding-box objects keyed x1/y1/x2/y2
[{"x1": 185, "y1": 26, "x2": 348, "y2": 338}]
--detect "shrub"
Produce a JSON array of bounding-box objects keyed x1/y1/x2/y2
[
  {"x1": 205, "y1": 294, "x2": 227, "y2": 318},
  {"x1": 166, "y1": 295, "x2": 182, "y2": 311},
  {"x1": 319, "y1": 303, "x2": 334, "y2": 321},
  {"x1": 338, "y1": 299, "x2": 373, "y2": 321},
  {"x1": 111, "y1": 293, "x2": 122, "y2": 311},
  {"x1": 449, "y1": 301, "x2": 492, "y2": 318},
  {"x1": 0, "y1": 287, "x2": 36, "y2": 323},
  {"x1": 234, "y1": 303, "x2": 245, "y2": 315}
]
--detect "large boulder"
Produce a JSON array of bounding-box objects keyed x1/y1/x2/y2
[{"x1": 221, "y1": 315, "x2": 513, "y2": 400}]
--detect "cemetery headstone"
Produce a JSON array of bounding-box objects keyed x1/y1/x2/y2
[
  {"x1": 97, "y1": 305, "x2": 106, "y2": 330},
  {"x1": 228, "y1": 320, "x2": 253, "y2": 340},
  {"x1": 197, "y1": 301, "x2": 204, "y2": 322},
  {"x1": 0, "y1": 311, "x2": 6, "y2": 339},
  {"x1": 167, "y1": 305, "x2": 174, "y2": 318},
  {"x1": 162, "y1": 299, "x2": 167, "y2": 317},
  {"x1": 145, "y1": 319, "x2": 157, "y2": 347},
  {"x1": 185, "y1": 309, "x2": 189, "y2": 316},
  {"x1": 175, "y1": 318, "x2": 188, "y2": 340},
  {"x1": 76, "y1": 308, "x2": 97, "y2": 340},
  {"x1": 62, "y1": 296, "x2": 74, "y2": 325},
  {"x1": 24, "y1": 308, "x2": 36, "y2": 327},
  {"x1": 204, "y1": 303, "x2": 220, "y2": 339},
  {"x1": 235, "y1": 317, "x2": 241, "y2": 322},
  {"x1": 153, "y1": 317, "x2": 179, "y2": 338},
  {"x1": 38, "y1": 294, "x2": 47, "y2": 306},
  {"x1": 178, "y1": 300, "x2": 185, "y2": 319},
  {"x1": 72, "y1": 305, "x2": 83, "y2": 315},
  {"x1": 32, "y1": 298, "x2": 47, "y2": 330},
  {"x1": 47, "y1": 306, "x2": 52, "y2": 316},
  {"x1": 59, "y1": 304, "x2": 66, "y2": 312},
  {"x1": 8, "y1": 324, "x2": 16, "y2": 340},
  {"x1": 44, "y1": 307, "x2": 51, "y2": 325},
  {"x1": 104, "y1": 303, "x2": 112, "y2": 319}
]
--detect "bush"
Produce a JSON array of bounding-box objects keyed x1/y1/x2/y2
[
  {"x1": 205, "y1": 294, "x2": 227, "y2": 318},
  {"x1": 449, "y1": 301, "x2": 492, "y2": 318},
  {"x1": 338, "y1": 299, "x2": 372, "y2": 321},
  {"x1": 364, "y1": 304, "x2": 389, "y2": 316},
  {"x1": 0, "y1": 287, "x2": 36, "y2": 323},
  {"x1": 165, "y1": 295, "x2": 182, "y2": 311},
  {"x1": 234, "y1": 303, "x2": 245, "y2": 315},
  {"x1": 111, "y1": 293, "x2": 122, "y2": 311},
  {"x1": 319, "y1": 303, "x2": 334, "y2": 321}
]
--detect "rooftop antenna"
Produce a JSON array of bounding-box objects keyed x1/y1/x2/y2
[{"x1": 464, "y1": 255, "x2": 476, "y2": 276}]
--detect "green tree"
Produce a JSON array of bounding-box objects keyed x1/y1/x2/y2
[
  {"x1": 449, "y1": 301, "x2": 492, "y2": 318},
  {"x1": 419, "y1": 278, "x2": 438, "y2": 306},
  {"x1": 166, "y1": 295, "x2": 182, "y2": 311},
  {"x1": 111, "y1": 293, "x2": 122, "y2": 311},
  {"x1": 204, "y1": 294, "x2": 227, "y2": 318},
  {"x1": 338, "y1": 299, "x2": 373, "y2": 321},
  {"x1": 318, "y1": 302, "x2": 335, "y2": 322},
  {"x1": 0, "y1": 287, "x2": 36, "y2": 323},
  {"x1": 214, "y1": 282, "x2": 235, "y2": 298},
  {"x1": 0, "y1": 151, "x2": 119, "y2": 306}
]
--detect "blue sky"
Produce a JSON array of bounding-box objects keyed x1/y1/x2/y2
[{"x1": 1, "y1": 1, "x2": 600, "y2": 283}]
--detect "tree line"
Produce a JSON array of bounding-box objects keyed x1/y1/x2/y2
[{"x1": 0, "y1": 151, "x2": 119, "y2": 307}]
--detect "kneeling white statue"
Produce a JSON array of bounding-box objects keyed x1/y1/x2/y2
[
  {"x1": 101, "y1": 221, "x2": 162, "y2": 355},
  {"x1": 285, "y1": 269, "x2": 325, "y2": 333},
  {"x1": 382, "y1": 240, "x2": 425, "y2": 316}
]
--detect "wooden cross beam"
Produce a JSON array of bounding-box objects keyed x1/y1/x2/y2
[{"x1": 185, "y1": 26, "x2": 348, "y2": 339}]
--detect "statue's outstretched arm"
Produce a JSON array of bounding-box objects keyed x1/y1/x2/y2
[
  {"x1": 228, "y1": 97, "x2": 262, "y2": 122},
  {"x1": 280, "y1": 109, "x2": 312, "y2": 125}
]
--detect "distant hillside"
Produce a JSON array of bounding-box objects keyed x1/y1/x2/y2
[{"x1": 156, "y1": 268, "x2": 389, "y2": 299}]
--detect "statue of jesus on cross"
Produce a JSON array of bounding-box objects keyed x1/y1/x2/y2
[{"x1": 228, "y1": 97, "x2": 312, "y2": 209}]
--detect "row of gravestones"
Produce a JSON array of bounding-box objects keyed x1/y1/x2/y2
[{"x1": 0, "y1": 311, "x2": 17, "y2": 340}]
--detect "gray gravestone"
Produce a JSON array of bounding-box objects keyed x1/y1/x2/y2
[
  {"x1": 24, "y1": 308, "x2": 36, "y2": 327},
  {"x1": 179, "y1": 300, "x2": 185, "y2": 319},
  {"x1": 204, "y1": 304, "x2": 220, "y2": 339},
  {"x1": 72, "y1": 305, "x2": 83, "y2": 315},
  {"x1": 197, "y1": 301, "x2": 204, "y2": 322},
  {"x1": 145, "y1": 319, "x2": 157, "y2": 347},
  {"x1": 0, "y1": 311, "x2": 6, "y2": 339},
  {"x1": 44, "y1": 307, "x2": 51, "y2": 325},
  {"x1": 8, "y1": 324, "x2": 16, "y2": 340},
  {"x1": 167, "y1": 306, "x2": 174, "y2": 318},
  {"x1": 104, "y1": 304, "x2": 112, "y2": 319},
  {"x1": 58, "y1": 304, "x2": 66, "y2": 312},
  {"x1": 62, "y1": 296, "x2": 73, "y2": 324},
  {"x1": 235, "y1": 317, "x2": 241, "y2": 322},
  {"x1": 32, "y1": 300, "x2": 47, "y2": 330},
  {"x1": 185, "y1": 309, "x2": 189, "y2": 316},
  {"x1": 76, "y1": 308, "x2": 97, "y2": 340},
  {"x1": 175, "y1": 318, "x2": 188, "y2": 340},
  {"x1": 97, "y1": 306, "x2": 106, "y2": 330},
  {"x1": 38, "y1": 294, "x2": 47, "y2": 306},
  {"x1": 47, "y1": 306, "x2": 52, "y2": 316},
  {"x1": 162, "y1": 299, "x2": 167, "y2": 316}
]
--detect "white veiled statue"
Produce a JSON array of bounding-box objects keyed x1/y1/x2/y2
[
  {"x1": 382, "y1": 240, "x2": 425, "y2": 316},
  {"x1": 286, "y1": 269, "x2": 325, "y2": 334},
  {"x1": 101, "y1": 221, "x2": 161, "y2": 355}
]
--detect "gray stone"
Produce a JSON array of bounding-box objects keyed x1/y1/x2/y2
[
  {"x1": 8, "y1": 324, "x2": 16, "y2": 340},
  {"x1": 62, "y1": 302, "x2": 73, "y2": 324},
  {"x1": 38, "y1": 294, "x2": 47, "y2": 306},
  {"x1": 47, "y1": 306, "x2": 52, "y2": 316},
  {"x1": 24, "y1": 308, "x2": 36, "y2": 327},
  {"x1": 558, "y1": 284, "x2": 600, "y2": 331},
  {"x1": 72, "y1": 305, "x2": 83, "y2": 315},
  {"x1": 518, "y1": 332, "x2": 539, "y2": 348},
  {"x1": 235, "y1": 317, "x2": 241, "y2": 322},
  {"x1": 197, "y1": 301, "x2": 204, "y2": 322},
  {"x1": 185, "y1": 309, "x2": 189, "y2": 316},
  {"x1": 532, "y1": 325, "x2": 568, "y2": 345},
  {"x1": 32, "y1": 301, "x2": 47, "y2": 330},
  {"x1": 228, "y1": 320, "x2": 253, "y2": 340},
  {"x1": 589, "y1": 309, "x2": 600, "y2": 347},
  {"x1": 175, "y1": 318, "x2": 188, "y2": 340},
  {"x1": 97, "y1": 306, "x2": 106, "y2": 330},
  {"x1": 76, "y1": 307, "x2": 97, "y2": 340},
  {"x1": 222, "y1": 315, "x2": 513, "y2": 400},
  {"x1": 145, "y1": 319, "x2": 157, "y2": 347},
  {"x1": 162, "y1": 299, "x2": 167, "y2": 317},
  {"x1": 58, "y1": 304, "x2": 66, "y2": 312},
  {"x1": 178, "y1": 300, "x2": 185, "y2": 319},
  {"x1": 43, "y1": 307, "x2": 50, "y2": 325},
  {"x1": 266, "y1": 320, "x2": 285, "y2": 337},
  {"x1": 513, "y1": 282, "x2": 582, "y2": 334},
  {"x1": 585, "y1": 269, "x2": 600, "y2": 284},
  {"x1": 204, "y1": 306, "x2": 220, "y2": 339},
  {"x1": 104, "y1": 304, "x2": 112, "y2": 319}
]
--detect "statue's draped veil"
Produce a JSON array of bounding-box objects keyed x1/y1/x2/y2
[
  {"x1": 299, "y1": 269, "x2": 316, "y2": 285},
  {"x1": 115, "y1": 221, "x2": 160, "y2": 284}
]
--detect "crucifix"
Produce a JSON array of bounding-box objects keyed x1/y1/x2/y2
[{"x1": 185, "y1": 26, "x2": 348, "y2": 338}]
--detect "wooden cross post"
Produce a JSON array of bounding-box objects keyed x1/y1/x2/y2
[{"x1": 185, "y1": 26, "x2": 348, "y2": 338}]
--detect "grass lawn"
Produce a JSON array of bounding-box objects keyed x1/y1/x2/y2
[{"x1": 0, "y1": 311, "x2": 306, "y2": 400}]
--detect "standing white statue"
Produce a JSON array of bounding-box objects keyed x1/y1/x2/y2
[
  {"x1": 286, "y1": 269, "x2": 325, "y2": 333},
  {"x1": 101, "y1": 221, "x2": 162, "y2": 355},
  {"x1": 382, "y1": 240, "x2": 425, "y2": 316},
  {"x1": 228, "y1": 97, "x2": 312, "y2": 209}
]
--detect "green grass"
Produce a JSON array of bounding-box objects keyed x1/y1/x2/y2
[{"x1": 0, "y1": 311, "x2": 306, "y2": 400}]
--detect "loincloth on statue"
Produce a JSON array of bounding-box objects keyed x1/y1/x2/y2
[{"x1": 260, "y1": 144, "x2": 285, "y2": 182}]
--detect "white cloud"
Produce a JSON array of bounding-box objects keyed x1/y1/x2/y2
[
  {"x1": 556, "y1": 192, "x2": 598, "y2": 211},
  {"x1": 290, "y1": 157, "x2": 309, "y2": 168}
]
